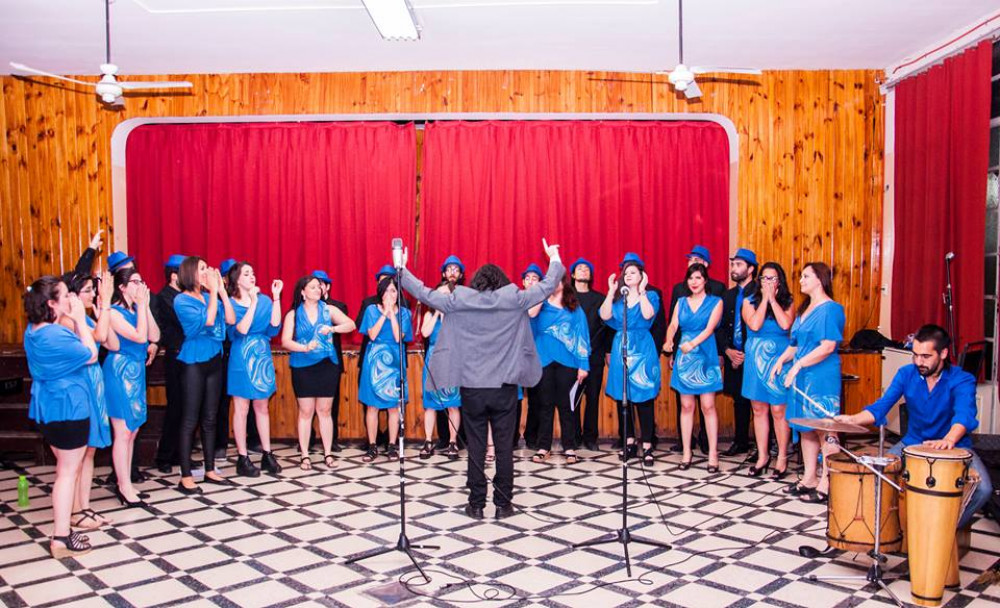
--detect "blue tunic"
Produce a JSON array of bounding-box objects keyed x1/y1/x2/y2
[
  {"x1": 24, "y1": 324, "x2": 95, "y2": 425},
  {"x1": 84, "y1": 316, "x2": 112, "y2": 448},
  {"x1": 288, "y1": 303, "x2": 339, "y2": 368},
  {"x1": 102, "y1": 305, "x2": 148, "y2": 431},
  {"x1": 605, "y1": 292, "x2": 662, "y2": 403},
  {"x1": 422, "y1": 321, "x2": 461, "y2": 410},
  {"x1": 786, "y1": 300, "x2": 845, "y2": 432},
  {"x1": 227, "y1": 296, "x2": 280, "y2": 399},
  {"x1": 670, "y1": 295, "x2": 724, "y2": 395},
  {"x1": 359, "y1": 306, "x2": 413, "y2": 409},
  {"x1": 742, "y1": 317, "x2": 791, "y2": 405},
  {"x1": 534, "y1": 301, "x2": 591, "y2": 372},
  {"x1": 174, "y1": 292, "x2": 225, "y2": 364}
]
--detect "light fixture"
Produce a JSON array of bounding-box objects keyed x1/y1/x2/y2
[{"x1": 362, "y1": 0, "x2": 420, "y2": 41}]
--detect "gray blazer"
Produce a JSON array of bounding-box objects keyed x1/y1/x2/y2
[{"x1": 400, "y1": 261, "x2": 565, "y2": 390}]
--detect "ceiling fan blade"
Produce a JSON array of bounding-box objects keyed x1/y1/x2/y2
[
  {"x1": 684, "y1": 81, "x2": 702, "y2": 99},
  {"x1": 691, "y1": 67, "x2": 762, "y2": 75},
  {"x1": 9, "y1": 62, "x2": 93, "y2": 86},
  {"x1": 117, "y1": 81, "x2": 193, "y2": 90}
]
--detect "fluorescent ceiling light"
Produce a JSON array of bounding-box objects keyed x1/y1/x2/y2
[{"x1": 362, "y1": 0, "x2": 420, "y2": 41}]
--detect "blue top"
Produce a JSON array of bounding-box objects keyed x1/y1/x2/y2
[
  {"x1": 534, "y1": 301, "x2": 591, "y2": 371},
  {"x1": 786, "y1": 300, "x2": 845, "y2": 427},
  {"x1": 174, "y1": 292, "x2": 226, "y2": 363},
  {"x1": 359, "y1": 305, "x2": 413, "y2": 408},
  {"x1": 605, "y1": 291, "x2": 662, "y2": 402},
  {"x1": 24, "y1": 324, "x2": 95, "y2": 424},
  {"x1": 110, "y1": 304, "x2": 149, "y2": 362},
  {"x1": 865, "y1": 364, "x2": 978, "y2": 448},
  {"x1": 227, "y1": 295, "x2": 281, "y2": 398},
  {"x1": 288, "y1": 302, "x2": 340, "y2": 368}
]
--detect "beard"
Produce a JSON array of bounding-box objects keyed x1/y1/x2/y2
[
  {"x1": 916, "y1": 363, "x2": 939, "y2": 377},
  {"x1": 575, "y1": 278, "x2": 592, "y2": 285},
  {"x1": 730, "y1": 271, "x2": 747, "y2": 282}
]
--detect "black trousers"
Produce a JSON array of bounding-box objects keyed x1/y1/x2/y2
[
  {"x1": 213, "y1": 352, "x2": 230, "y2": 453},
  {"x1": 619, "y1": 399, "x2": 656, "y2": 444},
  {"x1": 523, "y1": 385, "x2": 542, "y2": 447},
  {"x1": 725, "y1": 364, "x2": 752, "y2": 447},
  {"x1": 461, "y1": 385, "x2": 517, "y2": 509},
  {"x1": 155, "y1": 350, "x2": 184, "y2": 466},
  {"x1": 536, "y1": 363, "x2": 579, "y2": 451},
  {"x1": 580, "y1": 358, "x2": 605, "y2": 444},
  {"x1": 179, "y1": 355, "x2": 223, "y2": 477},
  {"x1": 674, "y1": 388, "x2": 707, "y2": 449}
]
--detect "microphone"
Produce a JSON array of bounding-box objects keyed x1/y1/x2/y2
[
  {"x1": 620, "y1": 285, "x2": 630, "y2": 296},
  {"x1": 945, "y1": 252, "x2": 955, "y2": 261},
  {"x1": 391, "y1": 238, "x2": 404, "y2": 269}
]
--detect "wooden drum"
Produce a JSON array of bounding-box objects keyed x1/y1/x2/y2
[{"x1": 826, "y1": 449, "x2": 903, "y2": 553}]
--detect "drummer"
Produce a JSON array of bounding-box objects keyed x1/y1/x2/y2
[{"x1": 835, "y1": 324, "x2": 992, "y2": 528}]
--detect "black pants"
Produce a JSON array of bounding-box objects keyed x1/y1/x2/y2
[
  {"x1": 214, "y1": 352, "x2": 230, "y2": 454},
  {"x1": 674, "y1": 388, "x2": 707, "y2": 449},
  {"x1": 461, "y1": 385, "x2": 517, "y2": 509},
  {"x1": 619, "y1": 399, "x2": 656, "y2": 444},
  {"x1": 731, "y1": 393, "x2": 752, "y2": 447},
  {"x1": 580, "y1": 359, "x2": 604, "y2": 444},
  {"x1": 155, "y1": 350, "x2": 184, "y2": 466},
  {"x1": 523, "y1": 385, "x2": 542, "y2": 447},
  {"x1": 179, "y1": 355, "x2": 223, "y2": 477},
  {"x1": 536, "y1": 363, "x2": 579, "y2": 451}
]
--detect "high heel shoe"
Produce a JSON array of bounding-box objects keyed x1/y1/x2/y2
[
  {"x1": 771, "y1": 464, "x2": 789, "y2": 480},
  {"x1": 113, "y1": 487, "x2": 147, "y2": 508},
  {"x1": 679, "y1": 458, "x2": 692, "y2": 471},
  {"x1": 747, "y1": 457, "x2": 772, "y2": 477},
  {"x1": 706, "y1": 463, "x2": 720, "y2": 474}
]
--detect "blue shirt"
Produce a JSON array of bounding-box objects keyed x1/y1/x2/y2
[
  {"x1": 534, "y1": 301, "x2": 590, "y2": 371},
  {"x1": 174, "y1": 292, "x2": 225, "y2": 363},
  {"x1": 865, "y1": 364, "x2": 978, "y2": 448},
  {"x1": 24, "y1": 324, "x2": 95, "y2": 424}
]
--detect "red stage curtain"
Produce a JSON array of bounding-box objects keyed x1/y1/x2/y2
[
  {"x1": 892, "y1": 41, "x2": 992, "y2": 351},
  {"x1": 418, "y1": 120, "x2": 730, "y2": 302},
  {"x1": 126, "y1": 122, "x2": 416, "y2": 343}
]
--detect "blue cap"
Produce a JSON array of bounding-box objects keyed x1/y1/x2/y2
[
  {"x1": 619, "y1": 252, "x2": 645, "y2": 268},
  {"x1": 570, "y1": 257, "x2": 594, "y2": 275},
  {"x1": 440, "y1": 255, "x2": 465, "y2": 274},
  {"x1": 108, "y1": 251, "x2": 134, "y2": 272},
  {"x1": 164, "y1": 254, "x2": 186, "y2": 269},
  {"x1": 220, "y1": 258, "x2": 237, "y2": 275},
  {"x1": 686, "y1": 245, "x2": 712, "y2": 265},
  {"x1": 375, "y1": 265, "x2": 397, "y2": 281},
  {"x1": 312, "y1": 269, "x2": 331, "y2": 284},
  {"x1": 521, "y1": 263, "x2": 544, "y2": 279},
  {"x1": 730, "y1": 248, "x2": 758, "y2": 267}
]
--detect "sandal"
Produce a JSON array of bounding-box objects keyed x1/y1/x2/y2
[
  {"x1": 299, "y1": 456, "x2": 313, "y2": 471},
  {"x1": 419, "y1": 441, "x2": 435, "y2": 460},
  {"x1": 84, "y1": 508, "x2": 111, "y2": 526},
  {"x1": 565, "y1": 452, "x2": 579, "y2": 465},
  {"x1": 51, "y1": 532, "x2": 91, "y2": 559},
  {"x1": 70, "y1": 510, "x2": 102, "y2": 531},
  {"x1": 361, "y1": 447, "x2": 378, "y2": 463},
  {"x1": 642, "y1": 449, "x2": 655, "y2": 467},
  {"x1": 785, "y1": 482, "x2": 815, "y2": 496},
  {"x1": 801, "y1": 489, "x2": 828, "y2": 504},
  {"x1": 531, "y1": 451, "x2": 550, "y2": 464},
  {"x1": 445, "y1": 442, "x2": 459, "y2": 460},
  {"x1": 386, "y1": 445, "x2": 400, "y2": 461},
  {"x1": 324, "y1": 454, "x2": 336, "y2": 469}
]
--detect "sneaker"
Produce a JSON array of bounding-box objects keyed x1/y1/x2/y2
[{"x1": 236, "y1": 455, "x2": 260, "y2": 478}]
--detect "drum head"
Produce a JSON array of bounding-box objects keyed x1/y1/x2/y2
[{"x1": 902, "y1": 445, "x2": 971, "y2": 460}]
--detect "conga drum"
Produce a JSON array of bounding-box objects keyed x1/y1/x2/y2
[
  {"x1": 902, "y1": 445, "x2": 972, "y2": 607},
  {"x1": 826, "y1": 449, "x2": 902, "y2": 552}
]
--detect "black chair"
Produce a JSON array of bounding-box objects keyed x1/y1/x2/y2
[{"x1": 957, "y1": 341, "x2": 988, "y2": 381}]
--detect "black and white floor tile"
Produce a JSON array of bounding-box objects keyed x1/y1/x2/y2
[{"x1": 1, "y1": 442, "x2": 998, "y2": 608}]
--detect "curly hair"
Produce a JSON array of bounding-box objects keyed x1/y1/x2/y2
[{"x1": 469, "y1": 264, "x2": 512, "y2": 292}]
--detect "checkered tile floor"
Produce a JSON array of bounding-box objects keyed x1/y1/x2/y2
[{"x1": 1, "y1": 441, "x2": 998, "y2": 608}]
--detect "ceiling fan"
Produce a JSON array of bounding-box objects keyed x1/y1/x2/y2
[
  {"x1": 9, "y1": 0, "x2": 192, "y2": 108},
  {"x1": 656, "y1": 0, "x2": 762, "y2": 99}
]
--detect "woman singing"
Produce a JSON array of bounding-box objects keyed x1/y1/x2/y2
[
  {"x1": 665, "y1": 263, "x2": 724, "y2": 472},
  {"x1": 226, "y1": 262, "x2": 283, "y2": 477},
  {"x1": 601, "y1": 253, "x2": 661, "y2": 466},
  {"x1": 419, "y1": 284, "x2": 462, "y2": 460},
  {"x1": 771, "y1": 262, "x2": 844, "y2": 503},
  {"x1": 741, "y1": 262, "x2": 794, "y2": 478},
  {"x1": 281, "y1": 275, "x2": 355, "y2": 470}
]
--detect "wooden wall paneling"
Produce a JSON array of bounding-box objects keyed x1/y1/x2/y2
[{"x1": 0, "y1": 83, "x2": 18, "y2": 341}]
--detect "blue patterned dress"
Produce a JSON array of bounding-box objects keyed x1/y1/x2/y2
[
  {"x1": 84, "y1": 316, "x2": 112, "y2": 448},
  {"x1": 102, "y1": 305, "x2": 148, "y2": 431},
  {"x1": 227, "y1": 296, "x2": 280, "y2": 400},
  {"x1": 786, "y1": 300, "x2": 845, "y2": 431},
  {"x1": 742, "y1": 317, "x2": 791, "y2": 405},
  {"x1": 670, "y1": 295, "x2": 724, "y2": 395},
  {"x1": 359, "y1": 306, "x2": 413, "y2": 409},
  {"x1": 605, "y1": 292, "x2": 661, "y2": 403},
  {"x1": 423, "y1": 321, "x2": 460, "y2": 410},
  {"x1": 535, "y1": 301, "x2": 591, "y2": 371}
]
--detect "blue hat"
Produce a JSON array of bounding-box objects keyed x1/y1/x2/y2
[
  {"x1": 220, "y1": 258, "x2": 237, "y2": 275},
  {"x1": 108, "y1": 251, "x2": 134, "y2": 272},
  {"x1": 164, "y1": 254, "x2": 186, "y2": 269},
  {"x1": 730, "y1": 248, "x2": 758, "y2": 267},
  {"x1": 619, "y1": 252, "x2": 645, "y2": 268},
  {"x1": 685, "y1": 245, "x2": 712, "y2": 265},
  {"x1": 312, "y1": 269, "x2": 331, "y2": 284},
  {"x1": 375, "y1": 265, "x2": 397, "y2": 281},
  {"x1": 521, "y1": 263, "x2": 544, "y2": 279},
  {"x1": 570, "y1": 258, "x2": 594, "y2": 275},
  {"x1": 440, "y1": 255, "x2": 465, "y2": 274}
]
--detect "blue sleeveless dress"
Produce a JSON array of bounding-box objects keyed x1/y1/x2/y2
[
  {"x1": 605, "y1": 292, "x2": 661, "y2": 403},
  {"x1": 227, "y1": 295, "x2": 280, "y2": 400},
  {"x1": 786, "y1": 301, "x2": 845, "y2": 432},
  {"x1": 670, "y1": 295, "x2": 723, "y2": 395},
  {"x1": 742, "y1": 317, "x2": 791, "y2": 405},
  {"x1": 84, "y1": 316, "x2": 112, "y2": 448},
  {"x1": 359, "y1": 306, "x2": 412, "y2": 409},
  {"x1": 102, "y1": 305, "x2": 148, "y2": 431},
  {"x1": 422, "y1": 321, "x2": 460, "y2": 410},
  {"x1": 288, "y1": 303, "x2": 339, "y2": 368}
]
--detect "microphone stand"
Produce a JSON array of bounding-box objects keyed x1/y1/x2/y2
[
  {"x1": 346, "y1": 265, "x2": 438, "y2": 583},
  {"x1": 572, "y1": 285, "x2": 671, "y2": 576},
  {"x1": 944, "y1": 255, "x2": 956, "y2": 361}
]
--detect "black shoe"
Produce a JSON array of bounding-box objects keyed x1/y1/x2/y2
[
  {"x1": 113, "y1": 487, "x2": 147, "y2": 508},
  {"x1": 722, "y1": 443, "x2": 750, "y2": 457},
  {"x1": 679, "y1": 459, "x2": 692, "y2": 471},
  {"x1": 495, "y1": 504, "x2": 515, "y2": 520},
  {"x1": 434, "y1": 439, "x2": 449, "y2": 451},
  {"x1": 619, "y1": 443, "x2": 638, "y2": 461},
  {"x1": 130, "y1": 470, "x2": 149, "y2": 483},
  {"x1": 386, "y1": 446, "x2": 400, "y2": 461},
  {"x1": 464, "y1": 504, "x2": 484, "y2": 520},
  {"x1": 583, "y1": 441, "x2": 599, "y2": 451},
  {"x1": 669, "y1": 443, "x2": 684, "y2": 453},
  {"x1": 176, "y1": 482, "x2": 203, "y2": 495},
  {"x1": 445, "y1": 443, "x2": 459, "y2": 460},
  {"x1": 642, "y1": 449, "x2": 655, "y2": 467},
  {"x1": 611, "y1": 439, "x2": 624, "y2": 451},
  {"x1": 329, "y1": 442, "x2": 343, "y2": 453},
  {"x1": 260, "y1": 451, "x2": 282, "y2": 474},
  {"x1": 419, "y1": 441, "x2": 434, "y2": 460},
  {"x1": 747, "y1": 457, "x2": 771, "y2": 477},
  {"x1": 156, "y1": 462, "x2": 172, "y2": 474},
  {"x1": 236, "y1": 455, "x2": 261, "y2": 478},
  {"x1": 202, "y1": 474, "x2": 232, "y2": 486}
]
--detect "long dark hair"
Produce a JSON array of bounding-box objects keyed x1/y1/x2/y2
[
  {"x1": 745, "y1": 261, "x2": 793, "y2": 316},
  {"x1": 797, "y1": 262, "x2": 834, "y2": 316},
  {"x1": 111, "y1": 267, "x2": 140, "y2": 308},
  {"x1": 178, "y1": 256, "x2": 203, "y2": 293},
  {"x1": 24, "y1": 276, "x2": 63, "y2": 324},
  {"x1": 226, "y1": 261, "x2": 250, "y2": 298},
  {"x1": 290, "y1": 275, "x2": 319, "y2": 312},
  {"x1": 613, "y1": 262, "x2": 644, "y2": 302},
  {"x1": 469, "y1": 264, "x2": 512, "y2": 292},
  {"x1": 556, "y1": 275, "x2": 580, "y2": 311}
]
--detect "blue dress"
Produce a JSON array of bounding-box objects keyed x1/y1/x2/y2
[
  {"x1": 534, "y1": 301, "x2": 591, "y2": 372},
  {"x1": 174, "y1": 292, "x2": 225, "y2": 364},
  {"x1": 670, "y1": 295, "x2": 723, "y2": 395},
  {"x1": 84, "y1": 316, "x2": 112, "y2": 448},
  {"x1": 102, "y1": 305, "x2": 148, "y2": 431},
  {"x1": 786, "y1": 300, "x2": 845, "y2": 432},
  {"x1": 605, "y1": 292, "x2": 661, "y2": 403},
  {"x1": 24, "y1": 324, "x2": 95, "y2": 425},
  {"x1": 359, "y1": 305, "x2": 413, "y2": 409},
  {"x1": 288, "y1": 303, "x2": 339, "y2": 368},
  {"x1": 742, "y1": 317, "x2": 791, "y2": 405},
  {"x1": 227, "y1": 296, "x2": 280, "y2": 399},
  {"x1": 422, "y1": 321, "x2": 460, "y2": 410}
]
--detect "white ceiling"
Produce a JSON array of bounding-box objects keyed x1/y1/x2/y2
[{"x1": 0, "y1": 0, "x2": 996, "y2": 77}]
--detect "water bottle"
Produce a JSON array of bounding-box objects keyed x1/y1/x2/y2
[{"x1": 17, "y1": 475, "x2": 29, "y2": 507}]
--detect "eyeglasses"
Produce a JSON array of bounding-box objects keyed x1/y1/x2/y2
[
  {"x1": 761, "y1": 276, "x2": 779, "y2": 282},
  {"x1": 128, "y1": 279, "x2": 145, "y2": 285}
]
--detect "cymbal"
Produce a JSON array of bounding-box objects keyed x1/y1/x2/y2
[{"x1": 789, "y1": 417, "x2": 869, "y2": 434}]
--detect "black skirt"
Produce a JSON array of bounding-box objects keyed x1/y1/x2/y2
[
  {"x1": 39, "y1": 418, "x2": 90, "y2": 450},
  {"x1": 291, "y1": 358, "x2": 341, "y2": 398}
]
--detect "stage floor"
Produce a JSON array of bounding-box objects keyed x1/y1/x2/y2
[{"x1": 1, "y1": 442, "x2": 998, "y2": 608}]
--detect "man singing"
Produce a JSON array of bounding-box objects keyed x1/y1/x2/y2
[
  {"x1": 571, "y1": 258, "x2": 610, "y2": 451},
  {"x1": 721, "y1": 248, "x2": 758, "y2": 456},
  {"x1": 433, "y1": 255, "x2": 466, "y2": 451}
]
